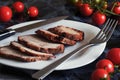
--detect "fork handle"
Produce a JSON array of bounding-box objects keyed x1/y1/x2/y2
[{"x1": 32, "y1": 43, "x2": 94, "y2": 80}]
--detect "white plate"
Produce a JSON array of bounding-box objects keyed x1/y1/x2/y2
[{"x1": 0, "y1": 20, "x2": 106, "y2": 70}]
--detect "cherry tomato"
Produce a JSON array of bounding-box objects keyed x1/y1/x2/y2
[
  {"x1": 80, "y1": 4, "x2": 93, "y2": 16},
  {"x1": 106, "y1": 48, "x2": 120, "y2": 65},
  {"x1": 12, "y1": 1, "x2": 24, "y2": 13},
  {"x1": 92, "y1": 11, "x2": 106, "y2": 26},
  {"x1": 94, "y1": 0, "x2": 101, "y2": 4},
  {"x1": 116, "y1": 1, "x2": 120, "y2": 6},
  {"x1": 113, "y1": 2, "x2": 120, "y2": 14},
  {"x1": 96, "y1": 59, "x2": 114, "y2": 73},
  {"x1": 75, "y1": 1, "x2": 83, "y2": 8},
  {"x1": 28, "y1": 6, "x2": 39, "y2": 17},
  {"x1": 118, "y1": 2, "x2": 120, "y2": 6},
  {"x1": 0, "y1": 6, "x2": 12, "y2": 22},
  {"x1": 91, "y1": 69, "x2": 110, "y2": 80},
  {"x1": 103, "y1": 1, "x2": 108, "y2": 9}
]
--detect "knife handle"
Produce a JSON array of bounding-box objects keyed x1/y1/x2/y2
[{"x1": 0, "y1": 29, "x2": 16, "y2": 40}]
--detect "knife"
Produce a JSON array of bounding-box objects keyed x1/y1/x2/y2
[{"x1": 0, "y1": 16, "x2": 68, "y2": 40}]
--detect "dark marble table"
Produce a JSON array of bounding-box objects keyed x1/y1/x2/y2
[{"x1": 0, "y1": 0, "x2": 120, "y2": 80}]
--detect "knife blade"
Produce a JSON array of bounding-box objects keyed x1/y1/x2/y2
[{"x1": 0, "y1": 16, "x2": 68, "y2": 40}]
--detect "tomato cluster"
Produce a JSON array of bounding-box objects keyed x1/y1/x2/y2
[
  {"x1": 70, "y1": 0, "x2": 120, "y2": 26},
  {"x1": 0, "y1": 1, "x2": 39, "y2": 22},
  {"x1": 91, "y1": 48, "x2": 120, "y2": 80}
]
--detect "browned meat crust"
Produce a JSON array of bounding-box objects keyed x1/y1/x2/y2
[
  {"x1": 18, "y1": 34, "x2": 64, "y2": 54},
  {"x1": 35, "y1": 30, "x2": 76, "y2": 45},
  {"x1": 0, "y1": 46, "x2": 49, "y2": 62},
  {"x1": 10, "y1": 41, "x2": 54, "y2": 58},
  {"x1": 48, "y1": 25, "x2": 84, "y2": 41}
]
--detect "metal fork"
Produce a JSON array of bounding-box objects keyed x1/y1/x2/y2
[{"x1": 32, "y1": 19, "x2": 118, "y2": 80}]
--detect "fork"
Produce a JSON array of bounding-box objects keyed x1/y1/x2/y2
[{"x1": 32, "y1": 19, "x2": 118, "y2": 80}]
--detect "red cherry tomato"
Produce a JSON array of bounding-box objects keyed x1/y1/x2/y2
[
  {"x1": 0, "y1": 6, "x2": 12, "y2": 22},
  {"x1": 91, "y1": 69, "x2": 110, "y2": 80},
  {"x1": 113, "y1": 5, "x2": 120, "y2": 14},
  {"x1": 28, "y1": 6, "x2": 39, "y2": 17},
  {"x1": 80, "y1": 4, "x2": 93, "y2": 16},
  {"x1": 106, "y1": 48, "x2": 120, "y2": 65},
  {"x1": 117, "y1": 2, "x2": 120, "y2": 6},
  {"x1": 92, "y1": 11, "x2": 106, "y2": 26},
  {"x1": 13, "y1": 1, "x2": 24, "y2": 13},
  {"x1": 96, "y1": 59, "x2": 114, "y2": 73}
]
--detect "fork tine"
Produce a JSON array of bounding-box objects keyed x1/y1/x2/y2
[
  {"x1": 90, "y1": 18, "x2": 118, "y2": 44},
  {"x1": 102, "y1": 19, "x2": 112, "y2": 33},
  {"x1": 105, "y1": 20, "x2": 118, "y2": 41},
  {"x1": 95, "y1": 18, "x2": 110, "y2": 39},
  {"x1": 103, "y1": 19, "x2": 116, "y2": 39},
  {"x1": 99, "y1": 19, "x2": 118, "y2": 42},
  {"x1": 100, "y1": 19, "x2": 114, "y2": 41},
  {"x1": 102, "y1": 19, "x2": 113, "y2": 35}
]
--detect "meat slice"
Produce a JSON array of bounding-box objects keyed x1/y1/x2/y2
[
  {"x1": 10, "y1": 41, "x2": 54, "y2": 58},
  {"x1": 48, "y1": 25, "x2": 84, "y2": 41},
  {"x1": 18, "y1": 34, "x2": 64, "y2": 54},
  {"x1": 35, "y1": 30, "x2": 76, "y2": 45},
  {"x1": 0, "y1": 46, "x2": 49, "y2": 62}
]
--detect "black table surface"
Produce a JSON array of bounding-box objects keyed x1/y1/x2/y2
[{"x1": 0, "y1": 0, "x2": 120, "y2": 80}]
